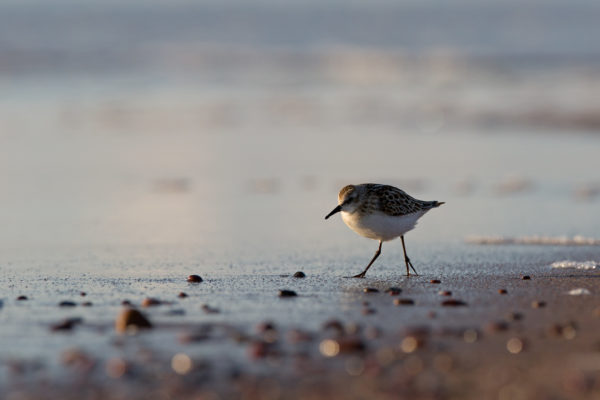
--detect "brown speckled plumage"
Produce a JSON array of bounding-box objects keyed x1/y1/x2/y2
[{"x1": 339, "y1": 183, "x2": 442, "y2": 217}]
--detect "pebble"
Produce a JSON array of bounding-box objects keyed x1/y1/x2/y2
[
  {"x1": 256, "y1": 321, "x2": 276, "y2": 333},
  {"x1": 141, "y1": 297, "x2": 162, "y2": 307},
  {"x1": 531, "y1": 300, "x2": 546, "y2": 308},
  {"x1": 178, "y1": 292, "x2": 188, "y2": 298},
  {"x1": 201, "y1": 304, "x2": 220, "y2": 314},
  {"x1": 80, "y1": 292, "x2": 87, "y2": 297},
  {"x1": 385, "y1": 287, "x2": 402, "y2": 295},
  {"x1": 337, "y1": 337, "x2": 366, "y2": 353},
  {"x1": 363, "y1": 287, "x2": 379, "y2": 293},
  {"x1": 521, "y1": 275, "x2": 531, "y2": 280},
  {"x1": 187, "y1": 274, "x2": 203, "y2": 283},
  {"x1": 485, "y1": 321, "x2": 509, "y2": 333},
  {"x1": 430, "y1": 280, "x2": 441, "y2": 284},
  {"x1": 51, "y1": 317, "x2": 83, "y2": 332},
  {"x1": 115, "y1": 308, "x2": 152, "y2": 333},
  {"x1": 81, "y1": 301, "x2": 93, "y2": 307},
  {"x1": 16, "y1": 295, "x2": 28, "y2": 301},
  {"x1": 438, "y1": 291, "x2": 452, "y2": 296},
  {"x1": 278, "y1": 290, "x2": 297, "y2": 297},
  {"x1": 506, "y1": 312, "x2": 524, "y2": 321},
  {"x1": 394, "y1": 298, "x2": 415, "y2": 306},
  {"x1": 293, "y1": 271, "x2": 306, "y2": 278},
  {"x1": 362, "y1": 307, "x2": 377, "y2": 315},
  {"x1": 441, "y1": 299, "x2": 467, "y2": 307},
  {"x1": 121, "y1": 300, "x2": 133, "y2": 307},
  {"x1": 59, "y1": 301, "x2": 77, "y2": 307},
  {"x1": 322, "y1": 319, "x2": 344, "y2": 334},
  {"x1": 498, "y1": 289, "x2": 508, "y2": 294}
]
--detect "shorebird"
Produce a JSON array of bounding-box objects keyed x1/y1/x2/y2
[{"x1": 325, "y1": 183, "x2": 444, "y2": 278}]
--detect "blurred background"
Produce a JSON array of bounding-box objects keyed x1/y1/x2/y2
[{"x1": 1, "y1": 0, "x2": 599, "y2": 263}]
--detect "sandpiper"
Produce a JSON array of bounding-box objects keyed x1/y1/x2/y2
[{"x1": 325, "y1": 183, "x2": 444, "y2": 277}]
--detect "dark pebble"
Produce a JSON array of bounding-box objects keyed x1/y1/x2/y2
[
  {"x1": 81, "y1": 302, "x2": 93, "y2": 307},
  {"x1": 278, "y1": 290, "x2": 297, "y2": 297},
  {"x1": 121, "y1": 300, "x2": 133, "y2": 307},
  {"x1": 322, "y1": 319, "x2": 344, "y2": 333},
  {"x1": 248, "y1": 340, "x2": 277, "y2": 359},
  {"x1": 531, "y1": 300, "x2": 546, "y2": 308},
  {"x1": 51, "y1": 318, "x2": 83, "y2": 331},
  {"x1": 59, "y1": 301, "x2": 77, "y2": 307},
  {"x1": 187, "y1": 274, "x2": 203, "y2": 283},
  {"x1": 362, "y1": 307, "x2": 377, "y2": 315},
  {"x1": 178, "y1": 292, "x2": 188, "y2": 298},
  {"x1": 256, "y1": 321, "x2": 276, "y2": 333},
  {"x1": 430, "y1": 279, "x2": 441, "y2": 284},
  {"x1": 485, "y1": 321, "x2": 510, "y2": 333},
  {"x1": 439, "y1": 291, "x2": 452, "y2": 296},
  {"x1": 394, "y1": 298, "x2": 415, "y2": 306},
  {"x1": 442, "y1": 299, "x2": 467, "y2": 307},
  {"x1": 506, "y1": 312, "x2": 524, "y2": 321},
  {"x1": 363, "y1": 287, "x2": 379, "y2": 293},
  {"x1": 16, "y1": 295, "x2": 28, "y2": 301},
  {"x1": 521, "y1": 275, "x2": 531, "y2": 280},
  {"x1": 141, "y1": 297, "x2": 162, "y2": 307},
  {"x1": 80, "y1": 292, "x2": 87, "y2": 297},
  {"x1": 338, "y1": 337, "x2": 366, "y2": 353},
  {"x1": 201, "y1": 304, "x2": 220, "y2": 314},
  {"x1": 115, "y1": 308, "x2": 152, "y2": 333},
  {"x1": 385, "y1": 287, "x2": 402, "y2": 296},
  {"x1": 498, "y1": 289, "x2": 508, "y2": 294},
  {"x1": 293, "y1": 271, "x2": 306, "y2": 278}
]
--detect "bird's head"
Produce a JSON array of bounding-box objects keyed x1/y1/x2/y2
[{"x1": 324, "y1": 184, "x2": 362, "y2": 219}]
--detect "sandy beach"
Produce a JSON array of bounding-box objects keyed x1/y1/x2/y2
[{"x1": 2, "y1": 1, "x2": 600, "y2": 399}]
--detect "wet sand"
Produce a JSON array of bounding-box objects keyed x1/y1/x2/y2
[{"x1": 2, "y1": 245, "x2": 599, "y2": 400}]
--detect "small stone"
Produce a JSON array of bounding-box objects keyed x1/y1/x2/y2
[
  {"x1": 498, "y1": 289, "x2": 508, "y2": 294},
  {"x1": 338, "y1": 337, "x2": 366, "y2": 353},
  {"x1": 441, "y1": 299, "x2": 467, "y2": 307},
  {"x1": 362, "y1": 307, "x2": 377, "y2": 315},
  {"x1": 394, "y1": 298, "x2": 415, "y2": 306},
  {"x1": 80, "y1": 292, "x2": 87, "y2": 297},
  {"x1": 278, "y1": 290, "x2": 297, "y2": 297},
  {"x1": 121, "y1": 300, "x2": 133, "y2": 306},
  {"x1": 59, "y1": 301, "x2": 77, "y2": 307},
  {"x1": 16, "y1": 295, "x2": 28, "y2": 301},
  {"x1": 81, "y1": 302, "x2": 93, "y2": 307},
  {"x1": 322, "y1": 319, "x2": 344, "y2": 333},
  {"x1": 521, "y1": 275, "x2": 531, "y2": 280},
  {"x1": 506, "y1": 312, "x2": 524, "y2": 321},
  {"x1": 363, "y1": 287, "x2": 379, "y2": 293},
  {"x1": 51, "y1": 318, "x2": 83, "y2": 331},
  {"x1": 293, "y1": 271, "x2": 306, "y2": 278},
  {"x1": 485, "y1": 321, "x2": 509, "y2": 333},
  {"x1": 115, "y1": 308, "x2": 152, "y2": 333},
  {"x1": 178, "y1": 292, "x2": 188, "y2": 298},
  {"x1": 201, "y1": 304, "x2": 219, "y2": 314},
  {"x1": 531, "y1": 300, "x2": 546, "y2": 308},
  {"x1": 430, "y1": 280, "x2": 441, "y2": 284},
  {"x1": 256, "y1": 321, "x2": 276, "y2": 333},
  {"x1": 141, "y1": 297, "x2": 162, "y2": 307},
  {"x1": 187, "y1": 274, "x2": 203, "y2": 283},
  {"x1": 438, "y1": 291, "x2": 452, "y2": 296},
  {"x1": 385, "y1": 287, "x2": 402, "y2": 295}
]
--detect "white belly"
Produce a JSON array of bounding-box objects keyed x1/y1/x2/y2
[{"x1": 341, "y1": 210, "x2": 427, "y2": 241}]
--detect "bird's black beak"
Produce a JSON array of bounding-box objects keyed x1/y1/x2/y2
[{"x1": 324, "y1": 205, "x2": 342, "y2": 220}]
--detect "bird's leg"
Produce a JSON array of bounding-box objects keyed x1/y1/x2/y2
[
  {"x1": 401, "y1": 236, "x2": 419, "y2": 276},
  {"x1": 352, "y1": 240, "x2": 382, "y2": 278}
]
